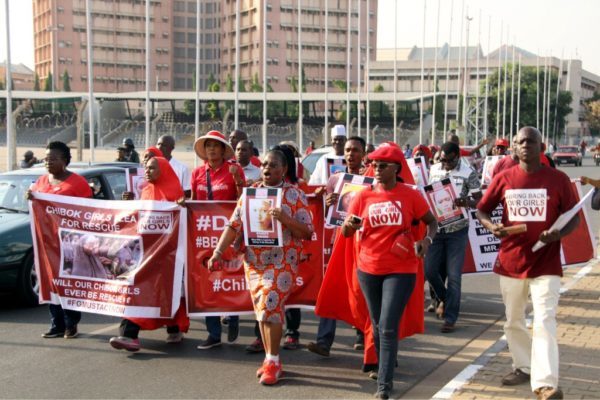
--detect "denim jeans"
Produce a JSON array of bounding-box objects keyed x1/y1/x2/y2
[
  {"x1": 357, "y1": 270, "x2": 416, "y2": 393},
  {"x1": 284, "y1": 308, "x2": 301, "y2": 339},
  {"x1": 315, "y1": 318, "x2": 363, "y2": 350},
  {"x1": 119, "y1": 319, "x2": 180, "y2": 339},
  {"x1": 49, "y1": 304, "x2": 81, "y2": 331},
  {"x1": 206, "y1": 316, "x2": 239, "y2": 341},
  {"x1": 424, "y1": 227, "x2": 468, "y2": 325}
]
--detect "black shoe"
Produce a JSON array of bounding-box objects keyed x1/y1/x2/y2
[
  {"x1": 362, "y1": 363, "x2": 378, "y2": 373},
  {"x1": 42, "y1": 328, "x2": 65, "y2": 338},
  {"x1": 245, "y1": 338, "x2": 265, "y2": 353},
  {"x1": 441, "y1": 321, "x2": 455, "y2": 333},
  {"x1": 197, "y1": 336, "x2": 222, "y2": 350},
  {"x1": 227, "y1": 323, "x2": 239, "y2": 343},
  {"x1": 354, "y1": 334, "x2": 364, "y2": 350},
  {"x1": 307, "y1": 342, "x2": 330, "y2": 357},
  {"x1": 501, "y1": 368, "x2": 531, "y2": 386},
  {"x1": 64, "y1": 326, "x2": 79, "y2": 339},
  {"x1": 374, "y1": 390, "x2": 389, "y2": 399}
]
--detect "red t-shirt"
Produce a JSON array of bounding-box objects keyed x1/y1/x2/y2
[
  {"x1": 492, "y1": 155, "x2": 519, "y2": 177},
  {"x1": 348, "y1": 183, "x2": 430, "y2": 275},
  {"x1": 191, "y1": 160, "x2": 246, "y2": 201},
  {"x1": 250, "y1": 156, "x2": 262, "y2": 168},
  {"x1": 477, "y1": 165, "x2": 577, "y2": 279},
  {"x1": 32, "y1": 173, "x2": 93, "y2": 198},
  {"x1": 459, "y1": 148, "x2": 471, "y2": 157}
]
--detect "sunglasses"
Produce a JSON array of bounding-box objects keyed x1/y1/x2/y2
[{"x1": 373, "y1": 162, "x2": 397, "y2": 170}]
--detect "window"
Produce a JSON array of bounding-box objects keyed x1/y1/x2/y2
[
  {"x1": 188, "y1": 17, "x2": 196, "y2": 28},
  {"x1": 174, "y1": 47, "x2": 185, "y2": 57},
  {"x1": 187, "y1": 48, "x2": 196, "y2": 58},
  {"x1": 174, "y1": 32, "x2": 185, "y2": 43},
  {"x1": 174, "y1": 63, "x2": 185, "y2": 73},
  {"x1": 174, "y1": 16, "x2": 185, "y2": 27},
  {"x1": 87, "y1": 177, "x2": 106, "y2": 200},
  {"x1": 174, "y1": 1, "x2": 185, "y2": 12},
  {"x1": 103, "y1": 173, "x2": 127, "y2": 200}
]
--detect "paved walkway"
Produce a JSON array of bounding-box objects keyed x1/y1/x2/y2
[{"x1": 451, "y1": 261, "x2": 600, "y2": 399}]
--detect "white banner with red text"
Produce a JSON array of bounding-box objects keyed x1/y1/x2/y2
[{"x1": 30, "y1": 193, "x2": 186, "y2": 318}]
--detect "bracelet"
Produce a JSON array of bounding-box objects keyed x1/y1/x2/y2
[{"x1": 424, "y1": 236, "x2": 433, "y2": 245}]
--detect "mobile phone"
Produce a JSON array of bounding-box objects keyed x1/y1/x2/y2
[{"x1": 350, "y1": 215, "x2": 362, "y2": 224}]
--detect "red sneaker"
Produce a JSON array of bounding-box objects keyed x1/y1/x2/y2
[
  {"x1": 259, "y1": 360, "x2": 283, "y2": 385},
  {"x1": 282, "y1": 336, "x2": 300, "y2": 350},
  {"x1": 256, "y1": 359, "x2": 268, "y2": 378}
]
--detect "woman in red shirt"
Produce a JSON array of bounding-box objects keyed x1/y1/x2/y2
[
  {"x1": 190, "y1": 130, "x2": 246, "y2": 350},
  {"x1": 341, "y1": 143, "x2": 437, "y2": 399},
  {"x1": 109, "y1": 156, "x2": 188, "y2": 352},
  {"x1": 28, "y1": 141, "x2": 93, "y2": 339}
]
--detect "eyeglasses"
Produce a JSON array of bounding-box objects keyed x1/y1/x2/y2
[
  {"x1": 373, "y1": 162, "x2": 397, "y2": 170},
  {"x1": 439, "y1": 156, "x2": 458, "y2": 164}
]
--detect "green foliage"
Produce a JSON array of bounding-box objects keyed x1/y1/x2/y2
[
  {"x1": 483, "y1": 64, "x2": 572, "y2": 139},
  {"x1": 61, "y1": 70, "x2": 71, "y2": 92},
  {"x1": 248, "y1": 73, "x2": 264, "y2": 118},
  {"x1": 206, "y1": 80, "x2": 221, "y2": 120},
  {"x1": 371, "y1": 84, "x2": 391, "y2": 119},
  {"x1": 33, "y1": 73, "x2": 40, "y2": 91},
  {"x1": 43, "y1": 72, "x2": 53, "y2": 91}
]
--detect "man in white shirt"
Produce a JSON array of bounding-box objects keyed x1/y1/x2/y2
[
  {"x1": 308, "y1": 125, "x2": 347, "y2": 185},
  {"x1": 157, "y1": 135, "x2": 192, "y2": 198},
  {"x1": 235, "y1": 140, "x2": 261, "y2": 184}
]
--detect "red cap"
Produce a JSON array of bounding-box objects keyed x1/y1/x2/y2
[
  {"x1": 194, "y1": 130, "x2": 235, "y2": 160},
  {"x1": 368, "y1": 142, "x2": 406, "y2": 164},
  {"x1": 495, "y1": 139, "x2": 509, "y2": 148}
]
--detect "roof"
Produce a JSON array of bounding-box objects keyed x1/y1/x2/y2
[
  {"x1": 487, "y1": 45, "x2": 537, "y2": 60},
  {"x1": 377, "y1": 44, "x2": 483, "y2": 62},
  {"x1": 0, "y1": 62, "x2": 34, "y2": 75}
]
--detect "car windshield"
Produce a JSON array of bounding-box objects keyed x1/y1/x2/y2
[
  {"x1": 558, "y1": 147, "x2": 578, "y2": 153},
  {"x1": 0, "y1": 175, "x2": 38, "y2": 213},
  {"x1": 302, "y1": 152, "x2": 327, "y2": 175}
]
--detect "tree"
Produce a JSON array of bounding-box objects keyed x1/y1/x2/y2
[
  {"x1": 371, "y1": 84, "x2": 391, "y2": 119},
  {"x1": 483, "y1": 64, "x2": 572, "y2": 140},
  {"x1": 585, "y1": 100, "x2": 600, "y2": 136},
  {"x1": 33, "y1": 73, "x2": 40, "y2": 91},
  {"x1": 206, "y1": 80, "x2": 221, "y2": 120},
  {"x1": 43, "y1": 72, "x2": 53, "y2": 91},
  {"x1": 62, "y1": 70, "x2": 71, "y2": 92},
  {"x1": 248, "y1": 73, "x2": 263, "y2": 118}
]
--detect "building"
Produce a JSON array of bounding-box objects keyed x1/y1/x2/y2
[
  {"x1": 0, "y1": 62, "x2": 35, "y2": 90},
  {"x1": 220, "y1": 0, "x2": 378, "y2": 93},
  {"x1": 369, "y1": 44, "x2": 600, "y2": 139}
]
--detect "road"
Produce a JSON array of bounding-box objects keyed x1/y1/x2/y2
[{"x1": 1, "y1": 157, "x2": 598, "y2": 399}]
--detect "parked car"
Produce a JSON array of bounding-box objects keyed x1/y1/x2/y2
[
  {"x1": 552, "y1": 146, "x2": 582, "y2": 166},
  {"x1": 0, "y1": 164, "x2": 135, "y2": 306},
  {"x1": 301, "y1": 146, "x2": 333, "y2": 175}
]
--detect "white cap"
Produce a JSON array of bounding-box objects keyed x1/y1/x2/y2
[{"x1": 330, "y1": 124, "x2": 347, "y2": 139}]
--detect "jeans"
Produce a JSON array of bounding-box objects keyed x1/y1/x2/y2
[
  {"x1": 424, "y1": 227, "x2": 468, "y2": 325},
  {"x1": 357, "y1": 270, "x2": 415, "y2": 393},
  {"x1": 206, "y1": 316, "x2": 239, "y2": 341},
  {"x1": 119, "y1": 319, "x2": 180, "y2": 339},
  {"x1": 49, "y1": 304, "x2": 81, "y2": 331},
  {"x1": 500, "y1": 275, "x2": 561, "y2": 391},
  {"x1": 284, "y1": 308, "x2": 301, "y2": 339},
  {"x1": 315, "y1": 318, "x2": 363, "y2": 350}
]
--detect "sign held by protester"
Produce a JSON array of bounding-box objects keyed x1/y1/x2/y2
[
  {"x1": 242, "y1": 187, "x2": 283, "y2": 247},
  {"x1": 326, "y1": 173, "x2": 374, "y2": 227},
  {"x1": 481, "y1": 155, "x2": 503, "y2": 186},
  {"x1": 422, "y1": 178, "x2": 468, "y2": 228},
  {"x1": 407, "y1": 156, "x2": 429, "y2": 187}
]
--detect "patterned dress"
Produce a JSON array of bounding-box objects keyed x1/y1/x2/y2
[{"x1": 229, "y1": 182, "x2": 313, "y2": 323}]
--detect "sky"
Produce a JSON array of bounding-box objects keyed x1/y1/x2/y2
[{"x1": 1, "y1": 0, "x2": 600, "y2": 76}]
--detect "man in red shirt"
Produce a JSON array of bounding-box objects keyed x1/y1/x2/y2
[
  {"x1": 476, "y1": 127, "x2": 579, "y2": 400},
  {"x1": 229, "y1": 129, "x2": 262, "y2": 167}
]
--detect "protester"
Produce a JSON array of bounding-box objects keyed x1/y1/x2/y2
[
  {"x1": 308, "y1": 136, "x2": 367, "y2": 357},
  {"x1": 236, "y1": 140, "x2": 262, "y2": 184},
  {"x1": 492, "y1": 135, "x2": 519, "y2": 177},
  {"x1": 109, "y1": 156, "x2": 189, "y2": 352},
  {"x1": 339, "y1": 142, "x2": 437, "y2": 399},
  {"x1": 280, "y1": 141, "x2": 310, "y2": 182},
  {"x1": 305, "y1": 140, "x2": 316, "y2": 156},
  {"x1": 229, "y1": 129, "x2": 262, "y2": 167},
  {"x1": 412, "y1": 144, "x2": 433, "y2": 165},
  {"x1": 157, "y1": 135, "x2": 192, "y2": 198},
  {"x1": 425, "y1": 141, "x2": 482, "y2": 333},
  {"x1": 27, "y1": 141, "x2": 93, "y2": 339},
  {"x1": 115, "y1": 146, "x2": 128, "y2": 162},
  {"x1": 122, "y1": 138, "x2": 140, "y2": 164},
  {"x1": 580, "y1": 139, "x2": 587, "y2": 157},
  {"x1": 447, "y1": 133, "x2": 489, "y2": 157},
  {"x1": 365, "y1": 143, "x2": 376, "y2": 165},
  {"x1": 309, "y1": 125, "x2": 347, "y2": 185},
  {"x1": 476, "y1": 127, "x2": 579, "y2": 400},
  {"x1": 493, "y1": 138, "x2": 510, "y2": 156},
  {"x1": 208, "y1": 149, "x2": 314, "y2": 385},
  {"x1": 20, "y1": 150, "x2": 38, "y2": 168},
  {"x1": 403, "y1": 144, "x2": 412, "y2": 158},
  {"x1": 191, "y1": 130, "x2": 246, "y2": 349}
]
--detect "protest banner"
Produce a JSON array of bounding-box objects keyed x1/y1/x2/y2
[
  {"x1": 326, "y1": 173, "x2": 374, "y2": 227},
  {"x1": 422, "y1": 178, "x2": 468, "y2": 229},
  {"x1": 243, "y1": 187, "x2": 284, "y2": 247},
  {"x1": 407, "y1": 156, "x2": 429, "y2": 187},
  {"x1": 186, "y1": 197, "x2": 324, "y2": 317},
  {"x1": 462, "y1": 179, "x2": 596, "y2": 274},
  {"x1": 30, "y1": 193, "x2": 185, "y2": 318}
]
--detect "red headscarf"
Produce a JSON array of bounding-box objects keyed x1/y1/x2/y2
[
  {"x1": 364, "y1": 142, "x2": 416, "y2": 185},
  {"x1": 145, "y1": 146, "x2": 164, "y2": 158},
  {"x1": 140, "y1": 157, "x2": 184, "y2": 201},
  {"x1": 412, "y1": 144, "x2": 433, "y2": 163}
]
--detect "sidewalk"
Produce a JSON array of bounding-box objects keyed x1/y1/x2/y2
[{"x1": 451, "y1": 261, "x2": 600, "y2": 399}]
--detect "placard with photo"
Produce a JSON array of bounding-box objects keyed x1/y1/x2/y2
[
  {"x1": 422, "y1": 177, "x2": 468, "y2": 228},
  {"x1": 407, "y1": 156, "x2": 429, "y2": 187},
  {"x1": 481, "y1": 155, "x2": 503, "y2": 186},
  {"x1": 243, "y1": 187, "x2": 284, "y2": 247},
  {"x1": 326, "y1": 173, "x2": 375, "y2": 227},
  {"x1": 125, "y1": 167, "x2": 146, "y2": 199},
  {"x1": 326, "y1": 158, "x2": 347, "y2": 180}
]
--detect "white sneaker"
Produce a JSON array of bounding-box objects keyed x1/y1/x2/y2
[{"x1": 166, "y1": 332, "x2": 184, "y2": 343}]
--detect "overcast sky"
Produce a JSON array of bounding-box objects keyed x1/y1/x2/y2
[{"x1": 1, "y1": 0, "x2": 599, "y2": 76}]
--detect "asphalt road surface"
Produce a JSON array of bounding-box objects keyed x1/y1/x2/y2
[{"x1": 1, "y1": 157, "x2": 598, "y2": 399}]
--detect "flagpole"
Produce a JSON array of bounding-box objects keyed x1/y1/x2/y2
[
  {"x1": 443, "y1": 0, "x2": 454, "y2": 139},
  {"x1": 457, "y1": 0, "x2": 464, "y2": 135},
  {"x1": 261, "y1": 0, "x2": 267, "y2": 155},
  {"x1": 346, "y1": 0, "x2": 351, "y2": 132},
  {"x1": 501, "y1": 27, "x2": 509, "y2": 138},
  {"x1": 516, "y1": 54, "x2": 522, "y2": 132},
  {"x1": 545, "y1": 51, "x2": 552, "y2": 145},
  {"x1": 536, "y1": 52, "x2": 540, "y2": 129},
  {"x1": 542, "y1": 54, "x2": 547, "y2": 140},
  {"x1": 419, "y1": 0, "x2": 426, "y2": 144},
  {"x1": 393, "y1": 0, "x2": 398, "y2": 142},
  {"x1": 552, "y1": 51, "x2": 564, "y2": 142},
  {"x1": 483, "y1": 15, "x2": 491, "y2": 139},
  {"x1": 298, "y1": 0, "x2": 303, "y2": 151},
  {"x1": 474, "y1": 9, "x2": 481, "y2": 145},
  {"x1": 509, "y1": 38, "x2": 516, "y2": 135},
  {"x1": 194, "y1": 0, "x2": 200, "y2": 167},
  {"x1": 4, "y1": 0, "x2": 15, "y2": 170},
  {"x1": 324, "y1": 0, "x2": 329, "y2": 146},
  {"x1": 366, "y1": 0, "x2": 371, "y2": 145},
  {"x1": 357, "y1": 0, "x2": 361, "y2": 138},
  {"x1": 431, "y1": 0, "x2": 441, "y2": 145},
  {"x1": 234, "y1": 0, "x2": 240, "y2": 130},
  {"x1": 495, "y1": 21, "x2": 502, "y2": 139},
  {"x1": 87, "y1": 0, "x2": 96, "y2": 161}
]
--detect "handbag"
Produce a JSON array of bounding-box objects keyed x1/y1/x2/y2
[{"x1": 389, "y1": 231, "x2": 416, "y2": 258}]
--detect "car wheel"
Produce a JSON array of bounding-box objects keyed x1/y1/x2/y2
[{"x1": 17, "y1": 252, "x2": 40, "y2": 307}]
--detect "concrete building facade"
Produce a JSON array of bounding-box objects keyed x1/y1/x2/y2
[{"x1": 0, "y1": 63, "x2": 35, "y2": 91}]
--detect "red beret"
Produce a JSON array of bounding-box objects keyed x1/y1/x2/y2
[
  {"x1": 412, "y1": 144, "x2": 433, "y2": 161},
  {"x1": 368, "y1": 142, "x2": 406, "y2": 164},
  {"x1": 495, "y1": 139, "x2": 509, "y2": 148}
]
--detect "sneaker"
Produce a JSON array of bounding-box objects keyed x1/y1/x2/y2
[
  {"x1": 109, "y1": 336, "x2": 141, "y2": 352},
  {"x1": 501, "y1": 368, "x2": 531, "y2": 386},
  {"x1": 256, "y1": 359, "x2": 268, "y2": 378},
  {"x1": 166, "y1": 332, "x2": 184, "y2": 344},
  {"x1": 374, "y1": 390, "x2": 390, "y2": 399},
  {"x1": 440, "y1": 321, "x2": 455, "y2": 333},
  {"x1": 354, "y1": 334, "x2": 365, "y2": 350},
  {"x1": 368, "y1": 370, "x2": 378, "y2": 380},
  {"x1": 245, "y1": 337, "x2": 265, "y2": 353},
  {"x1": 41, "y1": 328, "x2": 65, "y2": 338},
  {"x1": 259, "y1": 360, "x2": 283, "y2": 385},
  {"x1": 227, "y1": 322, "x2": 239, "y2": 343},
  {"x1": 534, "y1": 386, "x2": 563, "y2": 400},
  {"x1": 426, "y1": 301, "x2": 436, "y2": 313},
  {"x1": 64, "y1": 326, "x2": 79, "y2": 339},
  {"x1": 282, "y1": 336, "x2": 300, "y2": 350},
  {"x1": 197, "y1": 336, "x2": 222, "y2": 350},
  {"x1": 307, "y1": 342, "x2": 330, "y2": 357},
  {"x1": 436, "y1": 301, "x2": 445, "y2": 319}
]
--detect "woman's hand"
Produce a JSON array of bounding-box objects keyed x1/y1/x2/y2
[
  {"x1": 121, "y1": 191, "x2": 134, "y2": 200},
  {"x1": 269, "y1": 207, "x2": 288, "y2": 224},
  {"x1": 414, "y1": 238, "x2": 430, "y2": 258},
  {"x1": 25, "y1": 189, "x2": 33, "y2": 201},
  {"x1": 176, "y1": 196, "x2": 186, "y2": 206},
  {"x1": 207, "y1": 251, "x2": 223, "y2": 272},
  {"x1": 229, "y1": 165, "x2": 244, "y2": 186},
  {"x1": 325, "y1": 193, "x2": 339, "y2": 208},
  {"x1": 341, "y1": 214, "x2": 362, "y2": 237}
]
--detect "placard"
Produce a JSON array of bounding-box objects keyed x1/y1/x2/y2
[
  {"x1": 326, "y1": 173, "x2": 374, "y2": 227},
  {"x1": 242, "y1": 187, "x2": 283, "y2": 247}
]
